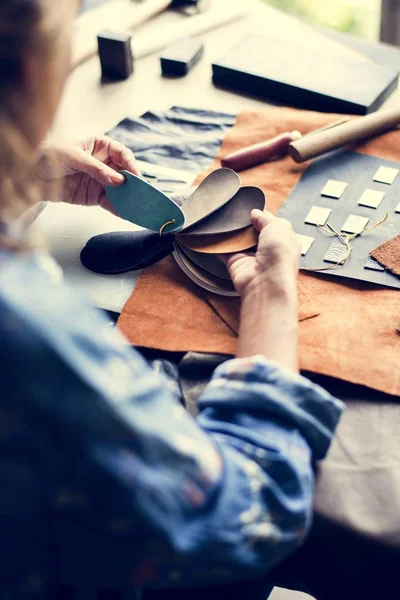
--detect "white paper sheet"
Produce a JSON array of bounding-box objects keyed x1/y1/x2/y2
[{"x1": 30, "y1": 162, "x2": 196, "y2": 313}]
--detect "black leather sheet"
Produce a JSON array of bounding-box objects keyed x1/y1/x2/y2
[{"x1": 278, "y1": 150, "x2": 400, "y2": 289}]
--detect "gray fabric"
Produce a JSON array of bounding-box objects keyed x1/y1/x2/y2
[
  {"x1": 177, "y1": 359, "x2": 400, "y2": 599},
  {"x1": 108, "y1": 106, "x2": 236, "y2": 173},
  {"x1": 178, "y1": 352, "x2": 231, "y2": 417}
]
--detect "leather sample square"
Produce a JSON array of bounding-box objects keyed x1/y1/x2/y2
[
  {"x1": 364, "y1": 256, "x2": 386, "y2": 271},
  {"x1": 321, "y1": 179, "x2": 348, "y2": 199},
  {"x1": 358, "y1": 188, "x2": 385, "y2": 208},
  {"x1": 341, "y1": 214, "x2": 369, "y2": 234},
  {"x1": 324, "y1": 241, "x2": 348, "y2": 264},
  {"x1": 370, "y1": 234, "x2": 400, "y2": 276},
  {"x1": 278, "y1": 149, "x2": 400, "y2": 290},
  {"x1": 373, "y1": 166, "x2": 399, "y2": 184},
  {"x1": 305, "y1": 206, "x2": 332, "y2": 226},
  {"x1": 297, "y1": 234, "x2": 315, "y2": 256}
]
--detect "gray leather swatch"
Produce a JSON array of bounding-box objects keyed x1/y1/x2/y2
[
  {"x1": 182, "y1": 186, "x2": 265, "y2": 236},
  {"x1": 181, "y1": 168, "x2": 240, "y2": 230},
  {"x1": 173, "y1": 243, "x2": 238, "y2": 297},
  {"x1": 178, "y1": 244, "x2": 231, "y2": 280}
]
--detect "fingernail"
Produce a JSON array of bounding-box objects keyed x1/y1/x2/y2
[{"x1": 110, "y1": 173, "x2": 124, "y2": 184}]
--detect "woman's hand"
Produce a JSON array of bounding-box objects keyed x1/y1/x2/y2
[
  {"x1": 36, "y1": 136, "x2": 140, "y2": 212},
  {"x1": 227, "y1": 209, "x2": 301, "y2": 298},
  {"x1": 228, "y1": 209, "x2": 301, "y2": 372}
]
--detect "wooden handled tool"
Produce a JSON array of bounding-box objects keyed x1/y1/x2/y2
[
  {"x1": 221, "y1": 131, "x2": 302, "y2": 171},
  {"x1": 289, "y1": 106, "x2": 400, "y2": 163}
]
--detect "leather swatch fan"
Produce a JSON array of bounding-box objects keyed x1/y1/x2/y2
[{"x1": 81, "y1": 168, "x2": 265, "y2": 296}]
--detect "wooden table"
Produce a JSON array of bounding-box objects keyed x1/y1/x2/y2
[
  {"x1": 44, "y1": 3, "x2": 400, "y2": 599},
  {"x1": 53, "y1": 0, "x2": 399, "y2": 141}
]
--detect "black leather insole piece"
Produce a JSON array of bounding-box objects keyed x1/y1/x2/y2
[{"x1": 80, "y1": 230, "x2": 174, "y2": 275}]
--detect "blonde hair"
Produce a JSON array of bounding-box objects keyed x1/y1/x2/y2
[{"x1": 0, "y1": 0, "x2": 66, "y2": 246}]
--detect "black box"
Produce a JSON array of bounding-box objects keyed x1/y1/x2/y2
[
  {"x1": 97, "y1": 30, "x2": 133, "y2": 80},
  {"x1": 160, "y1": 38, "x2": 204, "y2": 77},
  {"x1": 212, "y1": 34, "x2": 400, "y2": 115}
]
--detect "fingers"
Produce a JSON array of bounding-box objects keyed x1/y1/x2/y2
[
  {"x1": 226, "y1": 251, "x2": 255, "y2": 268},
  {"x1": 92, "y1": 136, "x2": 141, "y2": 177},
  {"x1": 250, "y1": 209, "x2": 275, "y2": 232},
  {"x1": 251, "y1": 210, "x2": 297, "y2": 251},
  {"x1": 73, "y1": 148, "x2": 125, "y2": 186},
  {"x1": 98, "y1": 190, "x2": 119, "y2": 216}
]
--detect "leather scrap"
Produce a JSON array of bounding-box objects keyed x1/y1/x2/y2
[
  {"x1": 118, "y1": 106, "x2": 400, "y2": 397},
  {"x1": 118, "y1": 256, "x2": 237, "y2": 355},
  {"x1": 370, "y1": 234, "x2": 400, "y2": 276},
  {"x1": 119, "y1": 255, "x2": 320, "y2": 354}
]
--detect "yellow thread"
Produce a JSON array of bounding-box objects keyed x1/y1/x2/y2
[
  {"x1": 159, "y1": 220, "x2": 175, "y2": 236},
  {"x1": 307, "y1": 212, "x2": 388, "y2": 272}
]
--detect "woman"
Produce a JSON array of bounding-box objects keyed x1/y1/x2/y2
[{"x1": 0, "y1": 1, "x2": 343, "y2": 598}]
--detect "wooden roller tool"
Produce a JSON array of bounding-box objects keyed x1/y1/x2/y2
[
  {"x1": 222, "y1": 131, "x2": 302, "y2": 171},
  {"x1": 289, "y1": 106, "x2": 400, "y2": 163}
]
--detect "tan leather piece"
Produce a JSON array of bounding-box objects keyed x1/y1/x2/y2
[
  {"x1": 176, "y1": 225, "x2": 258, "y2": 254},
  {"x1": 119, "y1": 255, "x2": 321, "y2": 352},
  {"x1": 118, "y1": 106, "x2": 400, "y2": 397},
  {"x1": 206, "y1": 292, "x2": 321, "y2": 336},
  {"x1": 118, "y1": 255, "x2": 237, "y2": 354},
  {"x1": 370, "y1": 234, "x2": 400, "y2": 276}
]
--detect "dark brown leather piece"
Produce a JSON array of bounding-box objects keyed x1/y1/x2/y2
[
  {"x1": 182, "y1": 186, "x2": 265, "y2": 236},
  {"x1": 178, "y1": 245, "x2": 231, "y2": 280},
  {"x1": 173, "y1": 245, "x2": 237, "y2": 296},
  {"x1": 181, "y1": 168, "x2": 240, "y2": 229}
]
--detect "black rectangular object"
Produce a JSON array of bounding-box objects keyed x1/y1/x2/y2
[
  {"x1": 212, "y1": 34, "x2": 399, "y2": 115},
  {"x1": 97, "y1": 30, "x2": 133, "y2": 80},
  {"x1": 160, "y1": 38, "x2": 204, "y2": 76},
  {"x1": 277, "y1": 150, "x2": 400, "y2": 289}
]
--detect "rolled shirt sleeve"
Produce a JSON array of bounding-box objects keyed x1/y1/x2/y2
[{"x1": 0, "y1": 252, "x2": 344, "y2": 592}]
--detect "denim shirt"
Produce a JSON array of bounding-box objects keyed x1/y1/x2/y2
[{"x1": 0, "y1": 249, "x2": 343, "y2": 599}]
